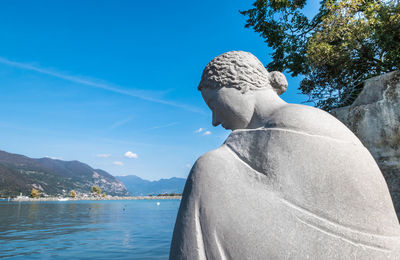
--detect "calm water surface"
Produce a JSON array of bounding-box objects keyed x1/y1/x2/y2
[{"x1": 0, "y1": 200, "x2": 180, "y2": 259}]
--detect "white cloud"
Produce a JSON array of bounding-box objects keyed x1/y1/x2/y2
[
  {"x1": 45, "y1": 156, "x2": 63, "y2": 160},
  {"x1": 195, "y1": 128, "x2": 203, "y2": 133},
  {"x1": 96, "y1": 153, "x2": 111, "y2": 158},
  {"x1": 113, "y1": 161, "x2": 124, "y2": 166},
  {"x1": 124, "y1": 151, "x2": 138, "y2": 159},
  {"x1": 203, "y1": 131, "x2": 212, "y2": 136},
  {"x1": 185, "y1": 164, "x2": 192, "y2": 169}
]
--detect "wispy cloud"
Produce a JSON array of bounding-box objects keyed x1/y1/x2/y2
[
  {"x1": 124, "y1": 151, "x2": 138, "y2": 159},
  {"x1": 144, "y1": 122, "x2": 179, "y2": 131},
  {"x1": 203, "y1": 131, "x2": 211, "y2": 136},
  {"x1": 113, "y1": 161, "x2": 124, "y2": 166},
  {"x1": 194, "y1": 128, "x2": 203, "y2": 133},
  {"x1": 108, "y1": 115, "x2": 136, "y2": 131},
  {"x1": 96, "y1": 154, "x2": 112, "y2": 158},
  {"x1": 0, "y1": 57, "x2": 204, "y2": 113}
]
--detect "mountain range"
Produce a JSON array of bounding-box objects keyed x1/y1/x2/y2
[
  {"x1": 116, "y1": 175, "x2": 186, "y2": 196},
  {"x1": 0, "y1": 150, "x2": 129, "y2": 197},
  {"x1": 0, "y1": 150, "x2": 187, "y2": 197}
]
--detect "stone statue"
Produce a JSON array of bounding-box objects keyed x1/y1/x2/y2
[{"x1": 170, "y1": 51, "x2": 400, "y2": 259}]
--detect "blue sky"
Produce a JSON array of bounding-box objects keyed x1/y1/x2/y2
[{"x1": 0, "y1": 0, "x2": 319, "y2": 180}]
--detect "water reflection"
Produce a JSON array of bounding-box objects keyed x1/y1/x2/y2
[
  {"x1": 0, "y1": 200, "x2": 179, "y2": 259},
  {"x1": 1, "y1": 202, "x2": 104, "y2": 241}
]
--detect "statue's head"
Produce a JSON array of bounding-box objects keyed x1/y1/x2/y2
[{"x1": 198, "y1": 51, "x2": 288, "y2": 130}]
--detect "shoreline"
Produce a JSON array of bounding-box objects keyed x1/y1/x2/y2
[{"x1": 2, "y1": 195, "x2": 182, "y2": 202}]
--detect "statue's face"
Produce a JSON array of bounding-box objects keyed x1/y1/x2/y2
[{"x1": 201, "y1": 87, "x2": 255, "y2": 130}]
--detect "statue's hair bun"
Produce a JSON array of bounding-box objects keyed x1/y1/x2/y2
[
  {"x1": 198, "y1": 51, "x2": 288, "y2": 95},
  {"x1": 269, "y1": 71, "x2": 288, "y2": 96}
]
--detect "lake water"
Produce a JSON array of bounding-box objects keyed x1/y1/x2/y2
[{"x1": 0, "y1": 200, "x2": 180, "y2": 259}]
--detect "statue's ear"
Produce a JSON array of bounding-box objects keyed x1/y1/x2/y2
[{"x1": 269, "y1": 71, "x2": 288, "y2": 95}]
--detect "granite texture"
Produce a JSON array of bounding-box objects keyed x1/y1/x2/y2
[
  {"x1": 332, "y1": 71, "x2": 400, "y2": 220},
  {"x1": 170, "y1": 51, "x2": 400, "y2": 259}
]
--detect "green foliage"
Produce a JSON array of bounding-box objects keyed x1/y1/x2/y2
[
  {"x1": 102, "y1": 192, "x2": 106, "y2": 198},
  {"x1": 91, "y1": 186, "x2": 102, "y2": 195},
  {"x1": 157, "y1": 193, "x2": 182, "y2": 196},
  {"x1": 241, "y1": 0, "x2": 400, "y2": 110},
  {"x1": 240, "y1": 0, "x2": 316, "y2": 75},
  {"x1": 31, "y1": 188, "x2": 40, "y2": 198},
  {"x1": 70, "y1": 190, "x2": 76, "y2": 198},
  {"x1": 0, "y1": 150, "x2": 127, "y2": 197}
]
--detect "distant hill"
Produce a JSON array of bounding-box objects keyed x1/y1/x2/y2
[
  {"x1": 0, "y1": 150, "x2": 129, "y2": 197},
  {"x1": 116, "y1": 175, "x2": 186, "y2": 196}
]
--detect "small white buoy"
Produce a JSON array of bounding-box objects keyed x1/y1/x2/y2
[{"x1": 156, "y1": 202, "x2": 160, "y2": 206}]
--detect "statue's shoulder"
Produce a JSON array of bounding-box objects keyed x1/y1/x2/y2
[
  {"x1": 193, "y1": 145, "x2": 235, "y2": 174},
  {"x1": 267, "y1": 104, "x2": 360, "y2": 143},
  {"x1": 180, "y1": 145, "x2": 239, "y2": 202}
]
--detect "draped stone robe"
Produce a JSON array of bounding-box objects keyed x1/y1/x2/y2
[{"x1": 170, "y1": 105, "x2": 400, "y2": 260}]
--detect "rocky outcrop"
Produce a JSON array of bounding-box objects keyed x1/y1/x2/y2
[{"x1": 332, "y1": 71, "x2": 400, "y2": 219}]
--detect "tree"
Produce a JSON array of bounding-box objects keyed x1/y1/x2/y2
[
  {"x1": 31, "y1": 188, "x2": 40, "y2": 198},
  {"x1": 91, "y1": 186, "x2": 102, "y2": 195},
  {"x1": 102, "y1": 192, "x2": 106, "y2": 198},
  {"x1": 70, "y1": 190, "x2": 76, "y2": 198},
  {"x1": 241, "y1": 0, "x2": 400, "y2": 110}
]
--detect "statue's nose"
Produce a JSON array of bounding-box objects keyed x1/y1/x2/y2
[{"x1": 212, "y1": 112, "x2": 221, "y2": 126}]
